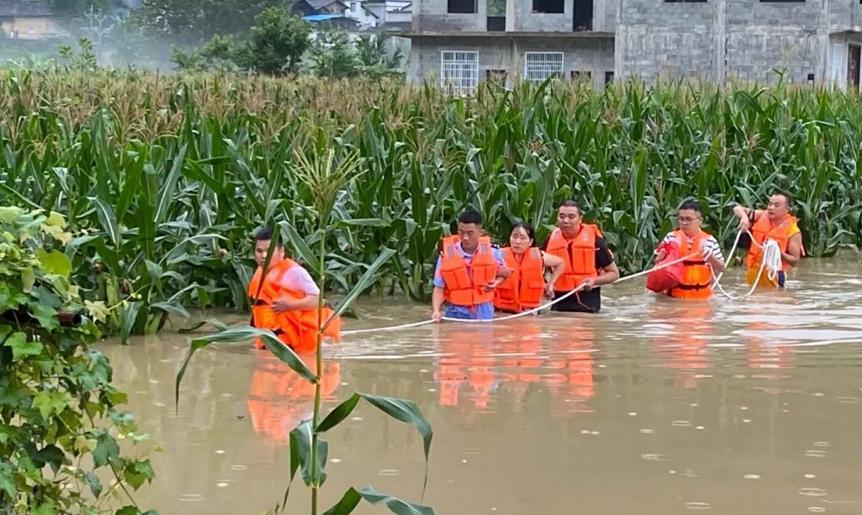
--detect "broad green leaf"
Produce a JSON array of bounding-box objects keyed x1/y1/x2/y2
[
  {"x1": 317, "y1": 393, "x2": 361, "y2": 433},
  {"x1": 30, "y1": 501, "x2": 56, "y2": 515},
  {"x1": 323, "y1": 248, "x2": 396, "y2": 330},
  {"x1": 118, "y1": 301, "x2": 142, "y2": 345},
  {"x1": 324, "y1": 487, "x2": 435, "y2": 515},
  {"x1": 21, "y1": 267, "x2": 35, "y2": 292},
  {"x1": 277, "y1": 221, "x2": 317, "y2": 267},
  {"x1": 36, "y1": 249, "x2": 71, "y2": 279},
  {"x1": 322, "y1": 487, "x2": 361, "y2": 515},
  {"x1": 92, "y1": 432, "x2": 120, "y2": 468},
  {"x1": 175, "y1": 326, "x2": 315, "y2": 410},
  {"x1": 290, "y1": 421, "x2": 328, "y2": 487},
  {"x1": 89, "y1": 197, "x2": 121, "y2": 247},
  {"x1": 5, "y1": 332, "x2": 42, "y2": 360},
  {"x1": 32, "y1": 391, "x2": 70, "y2": 420},
  {"x1": 150, "y1": 302, "x2": 190, "y2": 319},
  {"x1": 0, "y1": 461, "x2": 16, "y2": 498},
  {"x1": 30, "y1": 303, "x2": 59, "y2": 331},
  {"x1": 155, "y1": 145, "x2": 187, "y2": 223},
  {"x1": 124, "y1": 459, "x2": 154, "y2": 490},
  {"x1": 356, "y1": 486, "x2": 435, "y2": 515},
  {"x1": 84, "y1": 472, "x2": 103, "y2": 498}
]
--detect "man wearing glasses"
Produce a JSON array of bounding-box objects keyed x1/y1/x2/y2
[
  {"x1": 654, "y1": 199, "x2": 726, "y2": 299},
  {"x1": 541, "y1": 200, "x2": 620, "y2": 313}
]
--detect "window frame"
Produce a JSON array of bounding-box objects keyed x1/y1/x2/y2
[
  {"x1": 440, "y1": 50, "x2": 480, "y2": 96},
  {"x1": 524, "y1": 51, "x2": 565, "y2": 83}
]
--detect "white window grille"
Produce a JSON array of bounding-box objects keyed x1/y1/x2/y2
[
  {"x1": 524, "y1": 52, "x2": 564, "y2": 83},
  {"x1": 441, "y1": 51, "x2": 479, "y2": 96}
]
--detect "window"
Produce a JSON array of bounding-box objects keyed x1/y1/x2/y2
[
  {"x1": 441, "y1": 51, "x2": 479, "y2": 96},
  {"x1": 524, "y1": 52, "x2": 564, "y2": 83},
  {"x1": 448, "y1": 0, "x2": 476, "y2": 13},
  {"x1": 571, "y1": 70, "x2": 592, "y2": 81},
  {"x1": 665, "y1": 0, "x2": 707, "y2": 3},
  {"x1": 807, "y1": 73, "x2": 815, "y2": 85},
  {"x1": 604, "y1": 71, "x2": 614, "y2": 84},
  {"x1": 533, "y1": 0, "x2": 564, "y2": 12}
]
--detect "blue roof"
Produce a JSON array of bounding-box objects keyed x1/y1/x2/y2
[{"x1": 303, "y1": 14, "x2": 345, "y2": 22}]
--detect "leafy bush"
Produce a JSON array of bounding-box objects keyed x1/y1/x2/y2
[{"x1": 0, "y1": 207, "x2": 154, "y2": 514}]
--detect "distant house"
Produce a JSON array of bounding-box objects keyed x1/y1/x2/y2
[
  {"x1": 0, "y1": 0, "x2": 69, "y2": 40},
  {"x1": 293, "y1": 0, "x2": 350, "y2": 17}
]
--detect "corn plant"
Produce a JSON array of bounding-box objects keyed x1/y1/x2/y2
[
  {"x1": 175, "y1": 148, "x2": 433, "y2": 515},
  {"x1": 1, "y1": 70, "x2": 861, "y2": 337}
]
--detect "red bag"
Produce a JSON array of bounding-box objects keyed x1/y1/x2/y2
[{"x1": 646, "y1": 240, "x2": 684, "y2": 293}]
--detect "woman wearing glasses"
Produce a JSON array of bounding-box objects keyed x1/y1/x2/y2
[{"x1": 653, "y1": 200, "x2": 726, "y2": 300}]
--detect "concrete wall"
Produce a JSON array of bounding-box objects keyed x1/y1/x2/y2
[
  {"x1": 414, "y1": 0, "x2": 487, "y2": 31},
  {"x1": 409, "y1": 35, "x2": 615, "y2": 87},
  {"x1": 617, "y1": 0, "x2": 716, "y2": 82},
  {"x1": 1, "y1": 17, "x2": 68, "y2": 40},
  {"x1": 513, "y1": 0, "x2": 573, "y2": 31}
]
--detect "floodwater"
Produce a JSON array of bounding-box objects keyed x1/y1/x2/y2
[{"x1": 104, "y1": 258, "x2": 862, "y2": 514}]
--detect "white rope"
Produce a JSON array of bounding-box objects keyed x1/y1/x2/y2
[
  {"x1": 340, "y1": 252, "x2": 699, "y2": 334},
  {"x1": 711, "y1": 234, "x2": 782, "y2": 300}
]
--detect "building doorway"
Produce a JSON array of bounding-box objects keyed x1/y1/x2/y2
[{"x1": 848, "y1": 44, "x2": 860, "y2": 90}]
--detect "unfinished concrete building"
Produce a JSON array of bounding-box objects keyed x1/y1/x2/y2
[{"x1": 405, "y1": 0, "x2": 862, "y2": 92}]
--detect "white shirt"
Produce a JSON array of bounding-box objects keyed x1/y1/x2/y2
[{"x1": 661, "y1": 231, "x2": 725, "y2": 263}]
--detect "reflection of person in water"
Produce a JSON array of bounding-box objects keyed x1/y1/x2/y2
[
  {"x1": 246, "y1": 352, "x2": 340, "y2": 442},
  {"x1": 649, "y1": 301, "x2": 713, "y2": 389},
  {"x1": 745, "y1": 320, "x2": 794, "y2": 377},
  {"x1": 434, "y1": 325, "x2": 500, "y2": 410},
  {"x1": 544, "y1": 320, "x2": 595, "y2": 411}
]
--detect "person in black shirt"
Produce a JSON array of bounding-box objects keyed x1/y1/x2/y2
[{"x1": 540, "y1": 200, "x2": 619, "y2": 313}]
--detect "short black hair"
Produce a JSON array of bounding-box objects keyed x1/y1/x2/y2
[
  {"x1": 458, "y1": 209, "x2": 483, "y2": 226},
  {"x1": 254, "y1": 226, "x2": 283, "y2": 247},
  {"x1": 510, "y1": 220, "x2": 536, "y2": 242},
  {"x1": 773, "y1": 190, "x2": 793, "y2": 208},
  {"x1": 678, "y1": 199, "x2": 702, "y2": 213},
  {"x1": 558, "y1": 199, "x2": 583, "y2": 215}
]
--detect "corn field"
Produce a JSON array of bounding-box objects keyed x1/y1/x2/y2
[{"x1": 1, "y1": 69, "x2": 861, "y2": 340}]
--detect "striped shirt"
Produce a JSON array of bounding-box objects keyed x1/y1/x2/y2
[{"x1": 661, "y1": 232, "x2": 725, "y2": 263}]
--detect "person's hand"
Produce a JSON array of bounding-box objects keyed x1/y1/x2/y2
[
  {"x1": 580, "y1": 279, "x2": 595, "y2": 291},
  {"x1": 483, "y1": 280, "x2": 500, "y2": 292},
  {"x1": 431, "y1": 309, "x2": 442, "y2": 322},
  {"x1": 655, "y1": 249, "x2": 667, "y2": 262},
  {"x1": 272, "y1": 298, "x2": 294, "y2": 313},
  {"x1": 737, "y1": 214, "x2": 751, "y2": 232}
]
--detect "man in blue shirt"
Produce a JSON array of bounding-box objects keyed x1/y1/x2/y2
[{"x1": 431, "y1": 210, "x2": 509, "y2": 321}]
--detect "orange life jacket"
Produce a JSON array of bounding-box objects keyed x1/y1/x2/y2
[
  {"x1": 667, "y1": 229, "x2": 713, "y2": 300},
  {"x1": 247, "y1": 258, "x2": 341, "y2": 354},
  {"x1": 439, "y1": 235, "x2": 499, "y2": 307},
  {"x1": 746, "y1": 214, "x2": 802, "y2": 273},
  {"x1": 494, "y1": 247, "x2": 546, "y2": 313},
  {"x1": 545, "y1": 225, "x2": 600, "y2": 291}
]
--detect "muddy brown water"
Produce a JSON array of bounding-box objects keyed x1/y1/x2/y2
[{"x1": 104, "y1": 258, "x2": 862, "y2": 514}]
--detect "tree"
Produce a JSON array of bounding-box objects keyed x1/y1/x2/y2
[
  {"x1": 135, "y1": 0, "x2": 291, "y2": 44},
  {"x1": 309, "y1": 31, "x2": 358, "y2": 78},
  {"x1": 355, "y1": 33, "x2": 403, "y2": 78},
  {"x1": 244, "y1": 7, "x2": 311, "y2": 75}
]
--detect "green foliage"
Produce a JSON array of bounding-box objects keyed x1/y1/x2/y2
[
  {"x1": 246, "y1": 7, "x2": 311, "y2": 75},
  {"x1": 1, "y1": 71, "x2": 860, "y2": 327},
  {"x1": 175, "y1": 151, "x2": 433, "y2": 515},
  {"x1": 134, "y1": 0, "x2": 291, "y2": 44},
  {"x1": 57, "y1": 38, "x2": 98, "y2": 72},
  {"x1": 171, "y1": 8, "x2": 310, "y2": 75},
  {"x1": 0, "y1": 207, "x2": 153, "y2": 514},
  {"x1": 310, "y1": 31, "x2": 358, "y2": 79}
]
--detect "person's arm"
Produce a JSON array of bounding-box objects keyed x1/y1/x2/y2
[
  {"x1": 581, "y1": 238, "x2": 619, "y2": 290},
  {"x1": 431, "y1": 256, "x2": 446, "y2": 321},
  {"x1": 594, "y1": 262, "x2": 620, "y2": 286},
  {"x1": 272, "y1": 266, "x2": 322, "y2": 312},
  {"x1": 431, "y1": 287, "x2": 445, "y2": 322},
  {"x1": 700, "y1": 236, "x2": 725, "y2": 273},
  {"x1": 273, "y1": 294, "x2": 320, "y2": 312},
  {"x1": 732, "y1": 204, "x2": 764, "y2": 231},
  {"x1": 483, "y1": 248, "x2": 511, "y2": 292},
  {"x1": 784, "y1": 232, "x2": 803, "y2": 266},
  {"x1": 542, "y1": 252, "x2": 565, "y2": 296}
]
